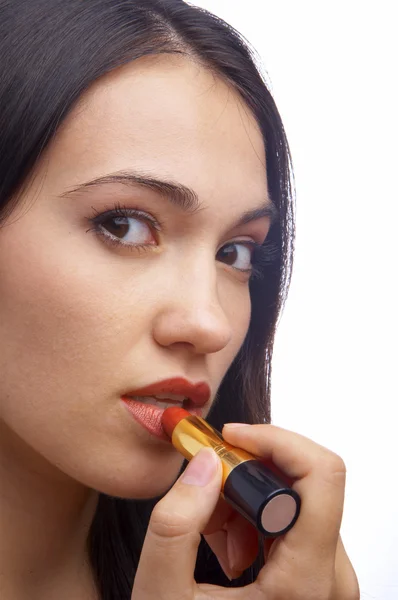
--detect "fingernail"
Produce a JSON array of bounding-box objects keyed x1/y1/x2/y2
[
  {"x1": 227, "y1": 534, "x2": 240, "y2": 574},
  {"x1": 180, "y1": 448, "x2": 219, "y2": 487},
  {"x1": 224, "y1": 423, "x2": 250, "y2": 429},
  {"x1": 217, "y1": 555, "x2": 243, "y2": 581},
  {"x1": 216, "y1": 556, "x2": 232, "y2": 581}
]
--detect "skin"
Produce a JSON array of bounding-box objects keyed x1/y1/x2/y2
[{"x1": 0, "y1": 54, "x2": 359, "y2": 599}]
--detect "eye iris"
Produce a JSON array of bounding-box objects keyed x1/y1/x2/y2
[
  {"x1": 104, "y1": 217, "x2": 129, "y2": 238},
  {"x1": 219, "y1": 244, "x2": 237, "y2": 266}
]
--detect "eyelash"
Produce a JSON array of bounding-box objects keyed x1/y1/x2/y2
[{"x1": 85, "y1": 202, "x2": 277, "y2": 281}]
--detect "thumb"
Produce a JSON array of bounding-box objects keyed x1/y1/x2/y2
[{"x1": 132, "y1": 448, "x2": 222, "y2": 599}]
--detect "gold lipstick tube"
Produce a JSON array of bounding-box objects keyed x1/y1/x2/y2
[{"x1": 171, "y1": 414, "x2": 301, "y2": 537}]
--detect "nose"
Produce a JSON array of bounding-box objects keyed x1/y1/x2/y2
[{"x1": 151, "y1": 265, "x2": 234, "y2": 355}]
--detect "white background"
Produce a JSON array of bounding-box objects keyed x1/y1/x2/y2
[{"x1": 192, "y1": 2, "x2": 397, "y2": 599}]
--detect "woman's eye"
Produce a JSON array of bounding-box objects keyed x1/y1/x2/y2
[
  {"x1": 87, "y1": 205, "x2": 160, "y2": 249},
  {"x1": 100, "y1": 215, "x2": 154, "y2": 244},
  {"x1": 217, "y1": 243, "x2": 253, "y2": 272}
]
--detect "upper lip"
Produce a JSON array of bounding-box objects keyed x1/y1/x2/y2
[{"x1": 123, "y1": 377, "x2": 211, "y2": 407}]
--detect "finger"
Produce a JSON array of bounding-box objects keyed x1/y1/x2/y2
[
  {"x1": 203, "y1": 495, "x2": 259, "y2": 580},
  {"x1": 204, "y1": 509, "x2": 259, "y2": 579},
  {"x1": 225, "y1": 509, "x2": 259, "y2": 573},
  {"x1": 223, "y1": 424, "x2": 346, "y2": 560},
  {"x1": 202, "y1": 496, "x2": 242, "y2": 580},
  {"x1": 202, "y1": 495, "x2": 235, "y2": 534},
  {"x1": 204, "y1": 530, "x2": 243, "y2": 581},
  {"x1": 132, "y1": 448, "x2": 222, "y2": 600}
]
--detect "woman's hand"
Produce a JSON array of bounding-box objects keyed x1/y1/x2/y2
[{"x1": 132, "y1": 423, "x2": 360, "y2": 599}]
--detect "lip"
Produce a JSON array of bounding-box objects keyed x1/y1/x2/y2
[
  {"x1": 121, "y1": 377, "x2": 211, "y2": 440},
  {"x1": 123, "y1": 377, "x2": 211, "y2": 407},
  {"x1": 122, "y1": 398, "x2": 204, "y2": 440}
]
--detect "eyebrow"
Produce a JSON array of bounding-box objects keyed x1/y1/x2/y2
[{"x1": 59, "y1": 169, "x2": 279, "y2": 226}]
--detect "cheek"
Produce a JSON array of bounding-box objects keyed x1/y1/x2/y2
[
  {"x1": 222, "y1": 282, "x2": 252, "y2": 350},
  {"x1": 0, "y1": 228, "x2": 108, "y2": 368},
  {"x1": 0, "y1": 215, "x2": 141, "y2": 425}
]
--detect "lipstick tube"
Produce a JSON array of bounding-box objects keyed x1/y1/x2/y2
[{"x1": 162, "y1": 408, "x2": 301, "y2": 538}]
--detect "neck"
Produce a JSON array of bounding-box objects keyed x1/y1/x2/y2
[{"x1": 0, "y1": 421, "x2": 99, "y2": 599}]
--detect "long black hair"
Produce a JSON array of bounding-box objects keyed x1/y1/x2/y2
[{"x1": 0, "y1": 1, "x2": 296, "y2": 597}]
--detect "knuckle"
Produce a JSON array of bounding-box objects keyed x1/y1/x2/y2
[
  {"x1": 149, "y1": 503, "x2": 198, "y2": 541},
  {"x1": 322, "y1": 452, "x2": 347, "y2": 485}
]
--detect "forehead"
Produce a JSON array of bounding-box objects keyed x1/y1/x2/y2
[{"x1": 47, "y1": 54, "x2": 268, "y2": 213}]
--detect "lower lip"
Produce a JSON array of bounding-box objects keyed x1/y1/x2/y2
[{"x1": 121, "y1": 397, "x2": 204, "y2": 440}]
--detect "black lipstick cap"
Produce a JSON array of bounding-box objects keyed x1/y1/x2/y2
[{"x1": 223, "y1": 459, "x2": 301, "y2": 537}]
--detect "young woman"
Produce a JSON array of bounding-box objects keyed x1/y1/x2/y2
[{"x1": 0, "y1": 1, "x2": 359, "y2": 599}]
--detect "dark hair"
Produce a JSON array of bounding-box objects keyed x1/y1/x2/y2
[{"x1": 0, "y1": 0, "x2": 295, "y2": 597}]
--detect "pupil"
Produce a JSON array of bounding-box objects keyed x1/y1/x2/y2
[
  {"x1": 219, "y1": 245, "x2": 237, "y2": 266},
  {"x1": 106, "y1": 217, "x2": 129, "y2": 238}
]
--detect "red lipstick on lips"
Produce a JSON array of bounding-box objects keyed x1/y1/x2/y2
[
  {"x1": 121, "y1": 377, "x2": 210, "y2": 440},
  {"x1": 162, "y1": 407, "x2": 301, "y2": 537}
]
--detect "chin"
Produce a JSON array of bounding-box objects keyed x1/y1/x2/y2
[
  {"x1": 93, "y1": 476, "x2": 179, "y2": 500},
  {"x1": 82, "y1": 454, "x2": 185, "y2": 500}
]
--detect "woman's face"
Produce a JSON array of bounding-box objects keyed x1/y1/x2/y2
[{"x1": 0, "y1": 55, "x2": 271, "y2": 498}]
